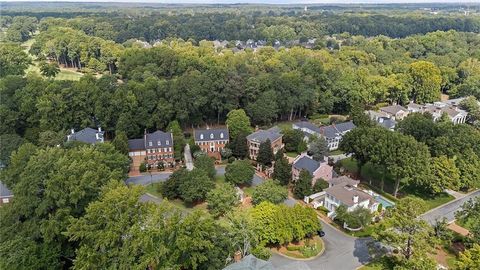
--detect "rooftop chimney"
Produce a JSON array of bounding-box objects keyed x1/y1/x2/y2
[
  {"x1": 234, "y1": 250, "x2": 242, "y2": 262},
  {"x1": 353, "y1": 195, "x2": 359, "y2": 204},
  {"x1": 71, "y1": 129, "x2": 75, "y2": 134}
]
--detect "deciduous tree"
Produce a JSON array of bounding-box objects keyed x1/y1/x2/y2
[{"x1": 225, "y1": 160, "x2": 254, "y2": 186}]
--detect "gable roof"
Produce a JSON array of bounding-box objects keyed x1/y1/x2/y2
[
  {"x1": 293, "y1": 121, "x2": 321, "y2": 133},
  {"x1": 329, "y1": 176, "x2": 360, "y2": 187},
  {"x1": 128, "y1": 138, "x2": 145, "y2": 151},
  {"x1": 318, "y1": 121, "x2": 356, "y2": 139},
  {"x1": 376, "y1": 117, "x2": 396, "y2": 130},
  {"x1": 325, "y1": 184, "x2": 373, "y2": 207},
  {"x1": 223, "y1": 255, "x2": 274, "y2": 270},
  {"x1": 0, "y1": 181, "x2": 13, "y2": 198},
  {"x1": 194, "y1": 128, "x2": 229, "y2": 142},
  {"x1": 293, "y1": 156, "x2": 320, "y2": 175},
  {"x1": 247, "y1": 127, "x2": 282, "y2": 143},
  {"x1": 68, "y1": 127, "x2": 104, "y2": 144},
  {"x1": 145, "y1": 131, "x2": 173, "y2": 149},
  {"x1": 380, "y1": 105, "x2": 407, "y2": 115}
]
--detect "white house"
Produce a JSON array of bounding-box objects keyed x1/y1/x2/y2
[
  {"x1": 292, "y1": 121, "x2": 356, "y2": 151},
  {"x1": 322, "y1": 176, "x2": 378, "y2": 218},
  {"x1": 407, "y1": 102, "x2": 468, "y2": 124}
]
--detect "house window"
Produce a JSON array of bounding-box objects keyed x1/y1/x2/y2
[
  {"x1": 166, "y1": 140, "x2": 169, "y2": 145},
  {"x1": 220, "y1": 133, "x2": 224, "y2": 139},
  {"x1": 148, "y1": 141, "x2": 153, "y2": 147},
  {"x1": 200, "y1": 134, "x2": 204, "y2": 140},
  {"x1": 164, "y1": 148, "x2": 167, "y2": 152},
  {"x1": 157, "y1": 141, "x2": 161, "y2": 146},
  {"x1": 168, "y1": 147, "x2": 172, "y2": 152},
  {"x1": 210, "y1": 134, "x2": 214, "y2": 139}
]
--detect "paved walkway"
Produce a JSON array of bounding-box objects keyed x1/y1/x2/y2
[
  {"x1": 184, "y1": 144, "x2": 194, "y2": 171},
  {"x1": 419, "y1": 189, "x2": 480, "y2": 225}
]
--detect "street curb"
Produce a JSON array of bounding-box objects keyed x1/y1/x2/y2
[
  {"x1": 271, "y1": 237, "x2": 325, "y2": 261},
  {"x1": 419, "y1": 189, "x2": 480, "y2": 217}
]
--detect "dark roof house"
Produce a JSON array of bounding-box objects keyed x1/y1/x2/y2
[
  {"x1": 318, "y1": 121, "x2": 356, "y2": 140},
  {"x1": 194, "y1": 128, "x2": 229, "y2": 142},
  {"x1": 145, "y1": 130, "x2": 173, "y2": 149},
  {"x1": 247, "y1": 127, "x2": 282, "y2": 143},
  {"x1": 67, "y1": 127, "x2": 104, "y2": 144},
  {"x1": 0, "y1": 181, "x2": 13, "y2": 203},
  {"x1": 293, "y1": 156, "x2": 321, "y2": 175}
]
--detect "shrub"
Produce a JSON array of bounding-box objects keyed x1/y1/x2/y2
[
  {"x1": 225, "y1": 160, "x2": 254, "y2": 186},
  {"x1": 250, "y1": 245, "x2": 271, "y2": 260},
  {"x1": 286, "y1": 246, "x2": 301, "y2": 251},
  {"x1": 227, "y1": 156, "x2": 235, "y2": 163},
  {"x1": 139, "y1": 162, "x2": 147, "y2": 172}
]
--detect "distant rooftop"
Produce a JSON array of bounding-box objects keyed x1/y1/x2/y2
[
  {"x1": 67, "y1": 127, "x2": 104, "y2": 145},
  {"x1": 247, "y1": 127, "x2": 282, "y2": 143},
  {"x1": 194, "y1": 127, "x2": 229, "y2": 142}
]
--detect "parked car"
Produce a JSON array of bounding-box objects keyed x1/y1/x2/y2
[{"x1": 318, "y1": 230, "x2": 325, "y2": 237}]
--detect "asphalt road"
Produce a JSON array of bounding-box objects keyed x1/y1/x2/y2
[
  {"x1": 419, "y1": 189, "x2": 480, "y2": 225},
  {"x1": 126, "y1": 166, "x2": 264, "y2": 186},
  {"x1": 269, "y1": 219, "x2": 372, "y2": 270}
]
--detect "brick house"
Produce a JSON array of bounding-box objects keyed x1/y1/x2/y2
[
  {"x1": 246, "y1": 127, "x2": 284, "y2": 160},
  {"x1": 292, "y1": 154, "x2": 333, "y2": 185},
  {"x1": 128, "y1": 130, "x2": 175, "y2": 169},
  {"x1": 193, "y1": 128, "x2": 229, "y2": 160}
]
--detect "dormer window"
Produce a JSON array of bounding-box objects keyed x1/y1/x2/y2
[
  {"x1": 210, "y1": 134, "x2": 214, "y2": 139},
  {"x1": 220, "y1": 133, "x2": 224, "y2": 139},
  {"x1": 166, "y1": 140, "x2": 169, "y2": 145},
  {"x1": 200, "y1": 134, "x2": 204, "y2": 140},
  {"x1": 148, "y1": 141, "x2": 153, "y2": 147},
  {"x1": 157, "y1": 141, "x2": 161, "y2": 146}
]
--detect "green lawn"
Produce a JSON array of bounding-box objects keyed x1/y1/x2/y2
[
  {"x1": 340, "y1": 158, "x2": 455, "y2": 212},
  {"x1": 328, "y1": 149, "x2": 344, "y2": 156},
  {"x1": 285, "y1": 152, "x2": 298, "y2": 158},
  {"x1": 145, "y1": 183, "x2": 162, "y2": 197}
]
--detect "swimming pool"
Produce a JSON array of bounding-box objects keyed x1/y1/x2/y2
[{"x1": 375, "y1": 195, "x2": 395, "y2": 208}]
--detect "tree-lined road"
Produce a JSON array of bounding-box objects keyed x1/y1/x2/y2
[
  {"x1": 126, "y1": 166, "x2": 263, "y2": 186},
  {"x1": 419, "y1": 189, "x2": 480, "y2": 225},
  {"x1": 269, "y1": 219, "x2": 371, "y2": 270}
]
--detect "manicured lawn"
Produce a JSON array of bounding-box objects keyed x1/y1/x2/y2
[
  {"x1": 243, "y1": 186, "x2": 255, "y2": 197},
  {"x1": 275, "y1": 236, "x2": 324, "y2": 259},
  {"x1": 358, "y1": 257, "x2": 395, "y2": 270},
  {"x1": 285, "y1": 152, "x2": 298, "y2": 158},
  {"x1": 340, "y1": 158, "x2": 455, "y2": 212},
  {"x1": 328, "y1": 149, "x2": 344, "y2": 156},
  {"x1": 145, "y1": 183, "x2": 162, "y2": 197}
]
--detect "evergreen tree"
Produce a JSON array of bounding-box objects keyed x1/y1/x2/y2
[
  {"x1": 231, "y1": 132, "x2": 248, "y2": 159},
  {"x1": 112, "y1": 131, "x2": 128, "y2": 155},
  {"x1": 257, "y1": 139, "x2": 274, "y2": 166},
  {"x1": 273, "y1": 156, "x2": 292, "y2": 186},
  {"x1": 293, "y1": 169, "x2": 313, "y2": 199}
]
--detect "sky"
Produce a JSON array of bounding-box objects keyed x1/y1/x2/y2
[{"x1": 1, "y1": 0, "x2": 479, "y2": 3}]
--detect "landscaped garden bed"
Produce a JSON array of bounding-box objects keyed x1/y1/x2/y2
[{"x1": 274, "y1": 236, "x2": 324, "y2": 259}]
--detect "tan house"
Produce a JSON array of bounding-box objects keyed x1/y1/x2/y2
[
  {"x1": 193, "y1": 128, "x2": 229, "y2": 160},
  {"x1": 128, "y1": 130, "x2": 175, "y2": 170},
  {"x1": 379, "y1": 105, "x2": 409, "y2": 120},
  {"x1": 246, "y1": 127, "x2": 283, "y2": 160}
]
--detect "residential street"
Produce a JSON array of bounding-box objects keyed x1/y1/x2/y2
[
  {"x1": 269, "y1": 219, "x2": 372, "y2": 270},
  {"x1": 126, "y1": 166, "x2": 264, "y2": 186},
  {"x1": 419, "y1": 189, "x2": 480, "y2": 225}
]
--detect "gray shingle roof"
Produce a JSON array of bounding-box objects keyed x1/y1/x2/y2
[
  {"x1": 223, "y1": 255, "x2": 274, "y2": 270},
  {"x1": 145, "y1": 131, "x2": 173, "y2": 149},
  {"x1": 376, "y1": 117, "x2": 396, "y2": 130},
  {"x1": 329, "y1": 176, "x2": 360, "y2": 187},
  {"x1": 293, "y1": 121, "x2": 321, "y2": 133},
  {"x1": 68, "y1": 127, "x2": 104, "y2": 144},
  {"x1": 318, "y1": 121, "x2": 356, "y2": 139},
  {"x1": 380, "y1": 105, "x2": 407, "y2": 115},
  {"x1": 325, "y1": 184, "x2": 373, "y2": 207},
  {"x1": 293, "y1": 156, "x2": 320, "y2": 175},
  {"x1": 194, "y1": 128, "x2": 229, "y2": 142},
  {"x1": 128, "y1": 138, "x2": 145, "y2": 150},
  {"x1": 0, "y1": 181, "x2": 13, "y2": 198},
  {"x1": 247, "y1": 127, "x2": 282, "y2": 143}
]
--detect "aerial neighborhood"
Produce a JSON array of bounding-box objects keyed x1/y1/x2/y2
[{"x1": 1, "y1": 2, "x2": 480, "y2": 270}]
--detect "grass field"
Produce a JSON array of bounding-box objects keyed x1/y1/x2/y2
[
  {"x1": 341, "y1": 158, "x2": 454, "y2": 212},
  {"x1": 22, "y1": 38, "x2": 84, "y2": 81}
]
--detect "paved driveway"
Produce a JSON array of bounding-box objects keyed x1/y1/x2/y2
[
  {"x1": 269, "y1": 219, "x2": 372, "y2": 270},
  {"x1": 420, "y1": 189, "x2": 480, "y2": 225},
  {"x1": 126, "y1": 166, "x2": 264, "y2": 186}
]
